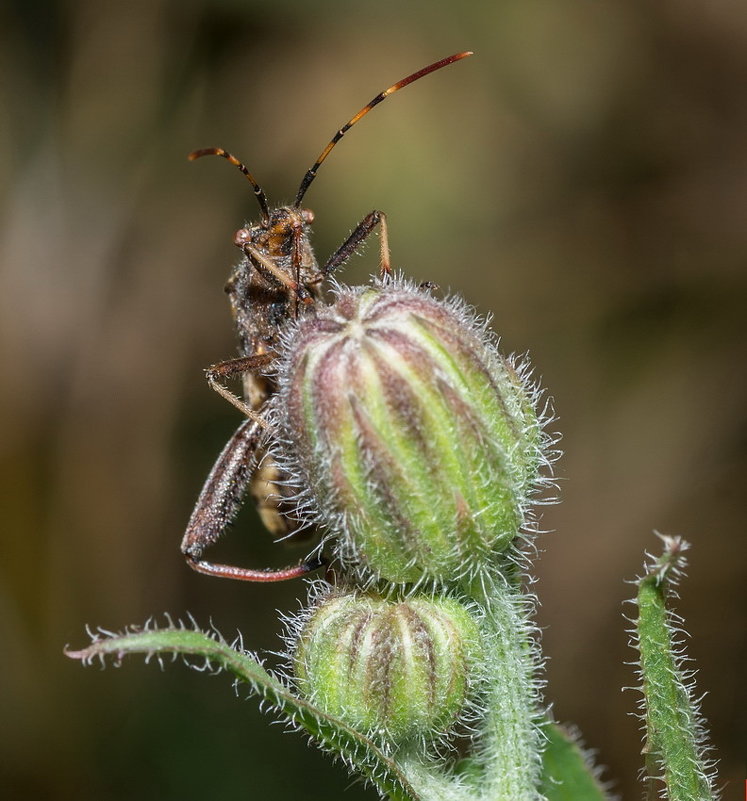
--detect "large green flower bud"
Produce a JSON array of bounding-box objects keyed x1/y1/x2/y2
[
  {"x1": 293, "y1": 592, "x2": 482, "y2": 745},
  {"x1": 274, "y1": 278, "x2": 549, "y2": 583}
]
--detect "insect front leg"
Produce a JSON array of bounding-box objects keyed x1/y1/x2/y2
[
  {"x1": 181, "y1": 418, "x2": 324, "y2": 582},
  {"x1": 321, "y1": 210, "x2": 391, "y2": 279},
  {"x1": 235, "y1": 236, "x2": 314, "y2": 304},
  {"x1": 205, "y1": 352, "x2": 275, "y2": 421}
]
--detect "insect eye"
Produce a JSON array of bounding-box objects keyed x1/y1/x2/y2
[
  {"x1": 233, "y1": 228, "x2": 252, "y2": 248},
  {"x1": 301, "y1": 209, "x2": 315, "y2": 224}
]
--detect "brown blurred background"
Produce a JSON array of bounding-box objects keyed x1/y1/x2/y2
[{"x1": 1, "y1": 0, "x2": 744, "y2": 798}]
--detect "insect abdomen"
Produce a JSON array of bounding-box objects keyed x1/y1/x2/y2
[{"x1": 250, "y1": 449, "x2": 303, "y2": 538}]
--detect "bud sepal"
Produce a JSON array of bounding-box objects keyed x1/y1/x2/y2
[
  {"x1": 272, "y1": 276, "x2": 555, "y2": 585},
  {"x1": 290, "y1": 587, "x2": 484, "y2": 748}
]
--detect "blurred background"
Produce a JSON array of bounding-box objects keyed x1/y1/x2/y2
[{"x1": 1, "y1": 0, "x2": 744, "y2": 798}]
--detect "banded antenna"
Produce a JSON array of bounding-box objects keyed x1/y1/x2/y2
[
  {"x1": 188, "y1": 147, "x2": 271, "y2": 223},
  {"x1": 293, "y1": 51, "x2": 473, "y2": 207},
  {"x1": 188, "y1": 52, "x2": 473, "y2": 221}
]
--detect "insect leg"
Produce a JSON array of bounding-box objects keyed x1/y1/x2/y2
[
  {"x1": 181, "y1": 419, "x2": 324, "y2": 582},
  {"x1": 321, "y1": 210, "x2": 391, "y2": 279},
  {"x1": 237, "y1": 239, "x2": 313, "y2": 303},
  {"x1": 291, "y1": 223, "x2": 307, "y2": 317},
  {"x1": 205, "y1": 353, "x2": 275, "y2": 422}
]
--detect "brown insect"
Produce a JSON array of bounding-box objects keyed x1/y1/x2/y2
[{"x1": 181, "y1": 51, "x2": 473, "y2": 582}]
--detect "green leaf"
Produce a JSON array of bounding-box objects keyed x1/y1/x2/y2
[
  {"x1": 540, "y1": 722, "x2": 611, "y2": 801},
  {"x1": 65, "y1": 619, "x2": 421, "y2": 801}
]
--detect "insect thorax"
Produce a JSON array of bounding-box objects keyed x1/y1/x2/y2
[{"x1": 225, "y1": 206, "x2": 322, "y2": 409}]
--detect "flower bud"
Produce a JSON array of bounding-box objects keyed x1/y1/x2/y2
[
  {"x1": 293, "y1": 592, "x2": 482, "y2": 744},
  {"x1": 274, "y1": 278, "x2": 547, "y2": 583}
]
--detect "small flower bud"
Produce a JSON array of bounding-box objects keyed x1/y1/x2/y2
[
  {"x1": 293, "y1": 592, "x2": 482, "y2": 744},
  {"x1": 274, "y1": 279, "x2": 548, "y2": 583}
]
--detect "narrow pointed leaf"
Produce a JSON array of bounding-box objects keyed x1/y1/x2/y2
[{"x1": 65, "y1": 623, "x2": 422, "y2": 801}]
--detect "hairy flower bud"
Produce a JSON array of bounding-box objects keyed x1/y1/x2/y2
[
  {"x1": 293, "y1": 592, "x2": 482, "y2": 744},
  {"x1": 274, "y1": 279, "x2": 549, "y2": 583}
]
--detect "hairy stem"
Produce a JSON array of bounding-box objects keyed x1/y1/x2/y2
[
  {"x1": 464, "y1": 570, "x2": 544, "y2": 801},
  {"x1": 633, "y1": 536, "x2": 716, "y2": 801}
]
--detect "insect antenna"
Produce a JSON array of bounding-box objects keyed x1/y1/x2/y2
[
  {"x1": 188, "y1": 147, "x2": 271, "y2": 223},
  {"x1": 294, "y1": 51, "x2": 473, "y2": 208}
]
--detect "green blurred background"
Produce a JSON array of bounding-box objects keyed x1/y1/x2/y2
[{"x1": 1, "y1": 0, "x2": 744, "y2": 798}]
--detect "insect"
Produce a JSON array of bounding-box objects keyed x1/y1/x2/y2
[{"x1": 181, "y1": 51, "x2": 473, "y2": 582}]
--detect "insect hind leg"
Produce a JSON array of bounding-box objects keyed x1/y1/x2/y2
[{"x1": 181, "y1": 418, "x2": 324, "y2": 582}]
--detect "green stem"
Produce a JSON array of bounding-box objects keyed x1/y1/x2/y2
[
  {"x1": 464, "y1": 569, "x2": 544, "y2": 801},
  {"x1": 634, "y1": 536, "x2": 716, "y2": 801}
]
